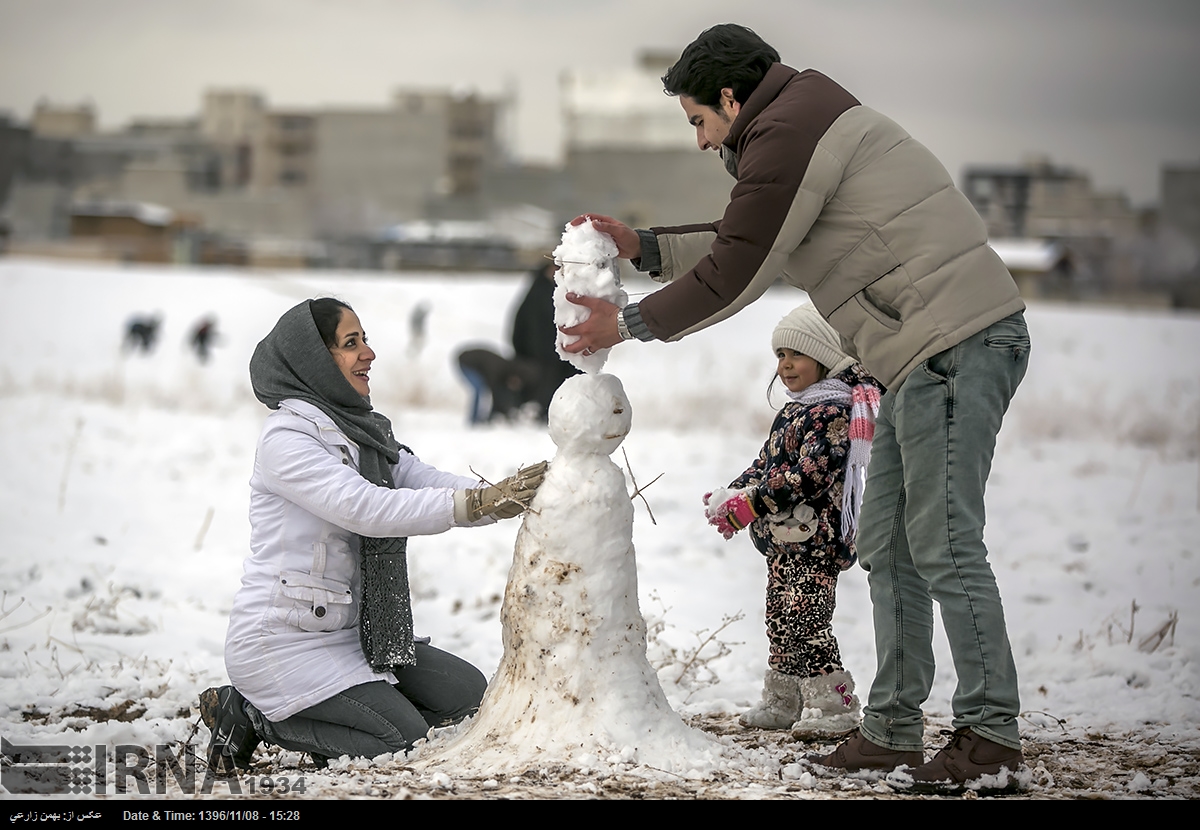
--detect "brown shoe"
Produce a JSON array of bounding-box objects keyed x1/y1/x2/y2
[
  {"x1": 909, "y1": 728, "x2": 1024, "y2": 794},
  {"x1": 806, "y1": 728, "x2": 924, "y2": 772}
]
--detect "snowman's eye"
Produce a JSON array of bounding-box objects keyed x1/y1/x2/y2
[{"x1": 613, "y1": 407, "x2": 624, "y2": 414}]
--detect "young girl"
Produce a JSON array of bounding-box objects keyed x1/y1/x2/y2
[{"x1": 704, "y1": 304, "x2": 881, "y2": 738}]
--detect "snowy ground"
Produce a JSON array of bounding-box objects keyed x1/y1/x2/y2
[{"x1": 1, "y1": 257, "x2": 1198, "y2": 801}]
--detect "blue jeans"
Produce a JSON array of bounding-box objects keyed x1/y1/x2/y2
[
  {"x1": 248, "y1": 643, "x2": 486, "y2": 759},
  {"x1": 857, "y1": 312, "x2": 1030, "y2": 752}
]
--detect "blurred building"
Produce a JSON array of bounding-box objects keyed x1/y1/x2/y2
[
  {"x1": 200, "y1": 90, "x2": 263, "y2": 190},
  {"x1": 0, "y1": 48, "x2": 746, "y2": 272},
  {"x1": 31, "y1": 101, "x2": 96, "y2": 139},
  {"x1": 1154, "y1": 163, "x2": 1200, "y2": 307},
  {"x1": 965, "y1": 155, "x2": 1139, "y2": 240},
  {"x1": 1161, "y1": 164, "x2": 1200, "y2": 249},
  {"x1": 965, "y1": 155, "x2": 1151, "y2": 302},
  {"x1": 458, "y1": 49, "x2": 734, "y2": 258},
  {"x1": 557, "y1": 50, "x2": 731, "y2": 229},
  {"x1": 0, "y1": 87, "x2": 511, "y2": 267}
]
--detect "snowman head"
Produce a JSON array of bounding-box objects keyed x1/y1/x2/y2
[{"x1": 548, "y1": 373, "x2": 632, "y2": 456}]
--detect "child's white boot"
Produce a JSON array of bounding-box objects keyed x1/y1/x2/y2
[
  {"x1": 791, "y1": 670, "x2": 860, "y2": 739},
  {"x1": 739, "y1": 669, "x2": 804, "y2": 729}
]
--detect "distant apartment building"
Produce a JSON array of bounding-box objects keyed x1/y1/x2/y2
[
  {"x1": 31, "y1": 101, "x2": 96, "y2": 139},
  {"x1": 964, "y1": 155, "x2": 1140, "y2": 240},
  {"x1": 964, "y1": 156, "x2": 1146, "y2": 297},
  {"x1": 201, "y1": 90, "x2": 264, "y2": 190},
  {"x1": 1, "y1": 86, "x2": 508, "y2": 262},
  {"x1": 555, "y1": 50, "x2": 731, "y2": 229},
  {"x1": 1156, "y1": 163, "x2": 1200, "y2": 307},
  {"x1": 253, "y1": 111, "x2": 315, "y2": 191},
  {"x1": 1161, "y1": 164, "x2": 1200, "y2": 248}
]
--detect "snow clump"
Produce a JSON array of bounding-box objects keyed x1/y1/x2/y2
[{"x1": 552, "y1": 219, "x2": 627, "y2": 374}]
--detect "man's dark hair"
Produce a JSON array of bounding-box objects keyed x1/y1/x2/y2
[{"x1": 662, "y1": 24, "x2": 780, "y2": 107}]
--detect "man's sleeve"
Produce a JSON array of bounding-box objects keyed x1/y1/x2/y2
[
  {"x1": 623, "y1": 68, "x2": 861, "y2": 343},
  {"x1": 636, "y1": 100, "x2": 851, "y2": 342}
]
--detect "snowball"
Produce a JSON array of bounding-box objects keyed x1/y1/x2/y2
[{"x1": 547, "y1": 373, "x2": 632, "y2": 457}]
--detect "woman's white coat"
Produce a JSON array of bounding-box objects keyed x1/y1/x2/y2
[{"x1": 225, "y1": 399, "x2": 480, "y2": 721}]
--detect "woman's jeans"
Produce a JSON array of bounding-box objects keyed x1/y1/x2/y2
[
  {"x1": 247, "y1": 643, "x2": 487, "y2": 759},
  {"x1": 858, "y1": 312, "x2": 1030, "y2": 752}
]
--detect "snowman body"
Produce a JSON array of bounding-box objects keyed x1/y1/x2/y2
[{"x1": 420, "y1": 373, "x2": 719, "y2": 774}]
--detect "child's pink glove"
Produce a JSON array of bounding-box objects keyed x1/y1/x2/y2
[{"x1": 703, "y1": 488, "x2": 758, "y2": 540}]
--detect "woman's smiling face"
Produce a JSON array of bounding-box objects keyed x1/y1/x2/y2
[{"x1": 328, "y1": 309, "x2": 375, "y2": 396}]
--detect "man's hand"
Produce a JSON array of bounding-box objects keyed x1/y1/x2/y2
[
  {"x1": 569, "y1": 214, "x2": 642, "y2": 260},
  {"x1": 559, "y1": 293, "x2": 621, "y2": 354}
]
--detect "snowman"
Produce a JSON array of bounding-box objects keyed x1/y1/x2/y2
[{"x1": 417, "y1": 372, "x2": 721, "y2": 775}]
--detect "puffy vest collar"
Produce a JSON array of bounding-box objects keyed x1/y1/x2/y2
[{"x1": 723, "y1": 63, "x2": 799, "y2": 150}]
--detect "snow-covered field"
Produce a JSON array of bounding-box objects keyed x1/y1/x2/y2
[{"x1": 1, "y1": 257, "x2": 1198, "y2": 801}]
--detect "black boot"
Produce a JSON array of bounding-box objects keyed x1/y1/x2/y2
[{"x1": 200, "y1": 686, "x2": 260, "y2": 775}]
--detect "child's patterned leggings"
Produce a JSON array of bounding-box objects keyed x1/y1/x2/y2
[{"x1": 764, "y1": 547, "x2": 845, "y2": 676}]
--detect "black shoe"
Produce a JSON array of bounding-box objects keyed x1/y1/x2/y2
[{"x1": 200, "y1": 686, "x2": 259, "y2": 775}]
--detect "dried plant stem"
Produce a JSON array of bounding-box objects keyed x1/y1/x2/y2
[
  {"x1": 194, "y1": 506, "x2": 215, "y2": 551},
  {"x1": 622, "y1": 447, "x2": 663, "y2": 526},
  {"x1": 59, "y1": 417, "x2": 85, "y2": 512},
  {"x1": 674, "y1": 612, "x2": 744, "y2": 685},
  {"x1": 0, "y1": 592, "x2": 52, "y2": 635},
  {"x1": 1138, "y1": 612, "x2": 1179, "y2": 653}
]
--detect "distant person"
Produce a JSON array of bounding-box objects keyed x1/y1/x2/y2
[
  {"x1": 511, "y1": 262, "x2": 581, "y2": 413},
  {"x1": 123, "y1": 314, "x2": 161, "y2": 354},
  {"x1": 455, "y1": 263, "x2": 579, "y2": 423},
  {"x1": 190, "y1": 316, "x2": 218, "y2": 363},
  {"x1": 457, "y1": 347, "x2": 530, "y2": 425},
  {"x1": 408, "y1": 301, "x2": 431, "y2": 358}
]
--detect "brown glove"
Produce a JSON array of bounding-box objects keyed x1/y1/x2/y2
[{"x1": 462, "y1": 461, "x2": 548, "y2": 521}]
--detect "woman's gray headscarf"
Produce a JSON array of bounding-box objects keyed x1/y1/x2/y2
[{"x1": 250, "y1": 300, "x2": 416, "y2": 671}]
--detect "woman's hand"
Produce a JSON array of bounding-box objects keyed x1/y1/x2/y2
[{"x1": 459, "y1": 461, "x2": 549, "y2": 521}]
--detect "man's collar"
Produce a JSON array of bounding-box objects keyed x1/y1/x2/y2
[{"x1": 723, "y1": 63, "x2": 799, "y2": 149}]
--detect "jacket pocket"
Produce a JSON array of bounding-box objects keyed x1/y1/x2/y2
[
  {"x1": 273, "y1": 570, "x2": 354, "y2": 633},
  {"x1": 854, "y1": 267, "x2": 905, "y2": 332}
]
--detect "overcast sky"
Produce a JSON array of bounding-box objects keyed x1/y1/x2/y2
[{"x1": 2, "y1": 0, "x2": 1197, "y2": 205}]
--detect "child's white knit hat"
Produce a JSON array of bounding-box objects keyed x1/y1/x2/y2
[{"x1": 771, "y1": 304, "x2": 856, "y2": 376}]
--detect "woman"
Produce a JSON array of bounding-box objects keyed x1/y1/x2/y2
[{"x1": 203, "y1": 298, "x2": 545, "y2": 773}]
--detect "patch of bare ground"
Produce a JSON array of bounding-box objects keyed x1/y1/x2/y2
[{"x1": 31, "y1": 707, "x2": 1198, "y2": 800}]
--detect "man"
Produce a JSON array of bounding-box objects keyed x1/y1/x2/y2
[{"x1": 561, "y1": 24, "x2": 1030, "y2": 793}]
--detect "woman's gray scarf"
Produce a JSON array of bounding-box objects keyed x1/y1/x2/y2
[{"x1": 249, "y1": 300, "x2": 415, "y2": 672}]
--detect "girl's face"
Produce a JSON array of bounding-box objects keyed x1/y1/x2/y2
[
  {"x1": 776, "y1": 348, "x2": 823, "y2": 394},
  {"x1": 329, "y1": 309, "x2": 375, "y2": 396}
]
